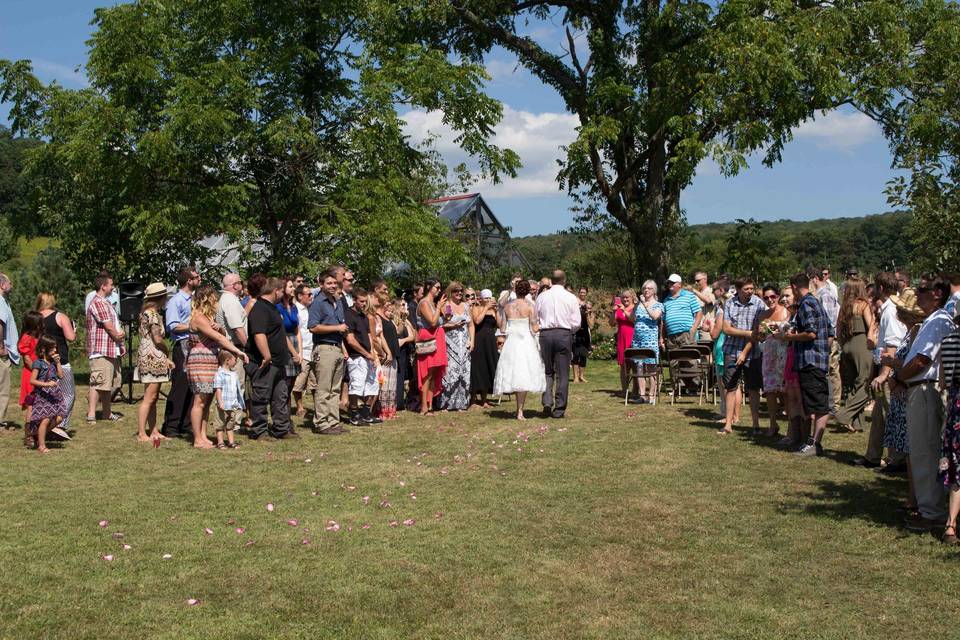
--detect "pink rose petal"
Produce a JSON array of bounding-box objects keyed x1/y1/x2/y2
[
  {"x1": 434, "y1": 512, "x2": 443, "y2": 519},
  {"x1": 266, "y1": 503, "x2": 274, "y2": 512},
  {"x1": 389, "y1": 520, "x2": 399, "y2": 527},
  {"x1": 409, "y1": 493, "x2": 417, "y2": 500},
  {"x1": 204, "y1": 528, "x2": 214, "y2": 535},
  {"x1": 325, "y1": 521, "x2": 340, "y2": 532},
  {"x1": 122, "y1": 544, "x2": 132, "y2": 551},
  {"x1": 235, "y1": 527, "x2": 245, "y2": 535},
  {"x1": 98, "y1": 520, "x2": 109, "y2": 528},
  {"x1": 361, "y1": 523, "x2": 372, "y2": 530},
  {"x1": 101, "y1": 554, "x2": 114, "y2": 561},
  {"x1": 186, "y1": 598, "x2": 200, "y2": 606},
  {"x1": 402, "y1": 518, "x2": 416, "y2": 527},
  {"x1": 286, "y1": 519, "x2": 299, "y2": 527},
  {"x1": 361, "y1": 495, "x2": 370, "y2": 505},
  {"x1": 301, "y1": 538, "x2": 311, "y2": 545}
]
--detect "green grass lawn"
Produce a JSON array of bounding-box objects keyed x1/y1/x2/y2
[{"x1": 1, "y1": 361, "x2": 958, "y2": 639}]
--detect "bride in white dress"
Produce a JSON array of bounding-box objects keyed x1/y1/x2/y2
[{"x1": 493, "y1": 282, "x2": 546, "y2": 420}]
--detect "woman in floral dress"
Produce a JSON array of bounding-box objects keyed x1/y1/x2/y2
[
  {"x1": 753, "y1": 284, "x2": 790, "y2": 437},
  {"x1": 938, "y1": 313, "x2": 960, "y2": 544},
  {"x1": 439, "y1": 282, "x2": 474, "y2": 411}
]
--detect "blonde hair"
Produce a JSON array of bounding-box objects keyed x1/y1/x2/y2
[
  {"x1": 621, "y1": 289, "x2": 638, "y2": 306},
  {"x1": 391, "y1": 298, "x2": 409, "y2": 324},
  {"x1": 445, "y1": 281, "x2": 464, "y2": 299},
  {"x1": 191, "y1": 284, "x2": 219, "y2": 321},
  {"x1": 35, "y1": 292, "x2": 56, "y2": 311}
]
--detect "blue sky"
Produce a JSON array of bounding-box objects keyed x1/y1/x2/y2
[{"x1": 2, "y1": 1, "x2": 900, "y2": 237}]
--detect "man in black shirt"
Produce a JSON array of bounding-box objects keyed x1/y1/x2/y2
[
  {"x1": 245, "y1": 277, "x2": 295, "y2": 439},
  {"x1": 344, "y1": 289, "x2": 382, "y2": 426}
]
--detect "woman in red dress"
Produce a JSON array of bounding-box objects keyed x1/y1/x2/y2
[
  {"x1": 609, "y1": 289, "x2": 638, "y2": 397},
  {"x1": 416, "y1": 279, "x2": 448, "y2": 415},
  {"x1": 18, "y1": 310, "x2": 44, "y2": 437}
]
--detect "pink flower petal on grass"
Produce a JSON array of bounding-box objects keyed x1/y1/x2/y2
[
  {"x1": 389, "y1": 520, "x2": 399, "y2": 527},
  {"x1": 266, "y1": 503, "x2": 275, "y2": 512},
  {"x1": 98, "y1": 520, "x2": 109, "y2": 528},
  {"x1": 311, "y1": 491, "x2": 319, "y2": 496},
  {"x1": 361, "y1": 523, "x2": 371, "y2": 530},
  {"x1": 101, "y1": 554, "x2": 114, "y2": 561},
  {"x1": 122, "y1": 544, "x2": 132, "y2": 551},
  {"x1": 235, "y1": 527, "x2": 245, "y2": 535},
  {"x1": 361, "y1": 495, "x2": 370, "y2": 505},
  {"x1": 325, "y1": 521, "x2": 340, "y2": 532},
  {"x1": 244, "y1": 540, "x2": 255, "y2": 548},
  {"x1": 286, "y1": 519, "x2": 299, "y2": 527},
  {"x1": 402, "y1": 518, "x2": 416, "y2": 527},
  {"x1": 434, "y1": 512, "x2": 443, "y2": 519},
  {"x1": 186, "y1": 598, "x2": 200, "y2": 606},
  {"x1": 301, "y1": 538, "x2": 311, "y2": 545},
  {"x1": 379, "y1": 500, "x2": 391, "y2": 509},
  {"x1": 409, "y1": 493, "x2": 417, "y2": 500},
  {"x1": 204, "y1": 528, "x2": 214, "y2": 535}
]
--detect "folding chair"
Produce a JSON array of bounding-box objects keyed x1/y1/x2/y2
[
  {"x1": 623, "y1": 348, "x2": 661, "y2": 406},
  {"x1": 693, "y1": 342, "x2": 716, "y2": 404},
  {"x1": 665, "y1": 346, "x2": 706, "y2": 405}
]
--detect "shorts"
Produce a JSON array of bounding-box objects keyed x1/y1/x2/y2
[
  {"x1": 292, "y1": 363, "x2": 317, "y2": 392},
  {"x1": 347, "y1": 356, "x2": 379, "y2": 397},
  {"x1": 89, "y1": 357, "x2": 121, "y2": 392},
  {"x1": 216, "y1": 407, "x2": 245, "y2": 432},
  {"x1": 798, "y1": 366, "x2": 830, "y2": 416},
  {"x1": 722, "y1": 356, "x2": 762, "y2": 392}
]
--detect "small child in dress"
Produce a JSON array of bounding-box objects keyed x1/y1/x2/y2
[
  {"x1": 29, "y1": 336, "x2": 68, "y2": 454},
  {"x1": 213, "y1": 350, "x2": 244, "y2": 449}
]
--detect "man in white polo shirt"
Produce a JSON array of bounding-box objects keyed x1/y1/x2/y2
[{"x1": 535, "y1": 270, "x2": 581, "y2": 418}]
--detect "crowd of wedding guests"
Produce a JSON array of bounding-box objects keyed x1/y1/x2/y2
[{"x1": 2, "y1": 263, "x2": 960, "y2": 544}]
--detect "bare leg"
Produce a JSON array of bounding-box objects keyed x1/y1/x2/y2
[
  {"x1": 516, "y1": 391, "x2": 527, "y2": 419},
  {"x1": 619, "y1": 363, "x2": 628, "y2": 394},
  {"x1": 137, "y1": 383, "x2": 158, "y2": 441},
  {"x1": 87, "y1": 385, "x2": 98, "y2": 419},
  {"x1": 190, "y1": 393, "x2": 214, "y2": 448},
  {"x1": 766, "y1": 392, "x2": 782, "y2": 436},
  {"x1": 293, "y1": 390, "x2": 305, "y2": 416},
  {"x1": 420, "y1": 374, "x2": 432, "y2": 415},
  {"x1": 215, "y1": 429, "x2": 225, "y2": 448},
  {"x1": 720, "y1": 387, "x2": 739, "y2": 433},
  {"x1": 943, "y1": 487, "x2": 960, "y2": 540},
  {"x1": 811, "y1": 412, "x2": 830, "y2": 445},
  {"x1": 99, "y1": 390, "x2": 113, "y2": 420},
  {"x1": 37, "y1": 417, "x2": 50, "y2": 453}
]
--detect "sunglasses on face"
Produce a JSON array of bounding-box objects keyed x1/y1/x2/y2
[{"x1": 764, "y1": 294, "x2": 778, "y2": 300}]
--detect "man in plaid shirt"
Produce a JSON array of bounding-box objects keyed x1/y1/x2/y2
[
  {"x1": 85, "y1": 272, "x2": 125, "y2": 422},
  {"x1": 781, "y1": 271, "x2": 835, "y2": 457},
  {"x1": 719, "y1": 278, "x2": 766, "y2": 435},
  {"x1": 811, "y1": 270, "x2": 841, "y2": 414}
]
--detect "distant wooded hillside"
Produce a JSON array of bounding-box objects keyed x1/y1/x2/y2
[{"x1": 513, "y1": 211, "x2": 915, "y2": 289}]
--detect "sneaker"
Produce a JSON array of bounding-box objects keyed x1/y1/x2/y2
[
  {"x1": 360, "y1": 407, "x2": 382, "y2": 424},
  {"x1": 793, "y1": 442, "x2": 823, "y2": 457},
  {"x1": 348, "y1": 410, "x2": 362, "y2": 426}
]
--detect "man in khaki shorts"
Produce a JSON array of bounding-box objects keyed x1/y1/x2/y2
[{"x1": 85, "y1": 272, "x2": 125, "y2": 422}]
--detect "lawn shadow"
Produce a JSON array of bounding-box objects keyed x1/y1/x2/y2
[{"x1": 778, "y1": 477, "x2": 922, "y2": 532}]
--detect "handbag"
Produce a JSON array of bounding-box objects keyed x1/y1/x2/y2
[{"x1": 415, "y1": 339, "x2": 437, "y2": 356}]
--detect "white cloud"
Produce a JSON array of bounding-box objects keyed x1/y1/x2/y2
[
  {"x1": 32, "y1": 59, "x2": 88, "y2": 88},
  {"x1": 793, "y1": 110, "x2": 880, "y2": 150},
  {"x1": 401, "y1": 105, "x2": 579, "y2": 199}
]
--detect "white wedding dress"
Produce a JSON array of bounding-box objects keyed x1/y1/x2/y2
[{"x1": 494, "y1": 318, "x2": 546, "y2": 395}]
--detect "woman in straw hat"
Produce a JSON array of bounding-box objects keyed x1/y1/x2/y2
[
  {"x1": 878, "y1": 288, "x2": 925, "y2": 514},
  {"x1": 136, "y1": 283, "x2": 175, "y2": 443}
]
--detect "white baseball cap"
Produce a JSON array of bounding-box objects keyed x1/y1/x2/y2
[
  {"x1": 480, "y1": 289, "x2": 493, "y2": 299},
  {"x1": 667, "y1": 273, "x2": 682, "y2": 284}
]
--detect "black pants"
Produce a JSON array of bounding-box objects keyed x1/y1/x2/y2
[
  {"x1": 162, "y1": 340, "x2": 193, "y2": 437},
  {"x1": 540, "y1": 329, "x2": 573, "y2": 413},
  {"x1": 246, "y1": 363, "x2": 292, "y2": 438}
]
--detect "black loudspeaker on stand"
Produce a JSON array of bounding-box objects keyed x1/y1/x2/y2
[{"x1": 119, "y1": 281, "x2": 144, "y2": 404}]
